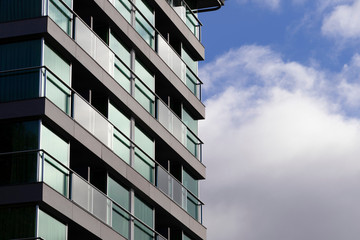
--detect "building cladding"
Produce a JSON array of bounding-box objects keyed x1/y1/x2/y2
[{"x1": 0, "y1": 0, "x2": 222, "y2": 239}]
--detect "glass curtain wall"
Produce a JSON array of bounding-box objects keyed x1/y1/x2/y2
[
  {"x1": 107, "y1": 176, "x2": 130, "y2": 239},
  {"x1": 134, "y1": 126, "x2": 155, "y2": 183},
  {"x1": 134, "y1": 196, "x2": 154, "y2": 240},
  {"x1": 109, "y1": 32, "x2": 132, "y2": 93},
  {"x1": 108, "y1": 102, "x2": 131, "y2": 164}
]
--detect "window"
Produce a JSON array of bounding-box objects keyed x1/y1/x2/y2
[
  {"x1": 135, "y1": 0, "x2": 155, "y2": 48},
  {"x1": 107, "y1": 176, "x2": 130, "y2": 239},
  {"x1": 108, "y1": 102, "x2": 131, "y2": 164},
  {"x1": 0, "y1": 40, "x2": 41, "y2": 102},
  {"x1": 38, "y1": 209, "x2": 67, "y2": 240},
  {"x1": 40, "y1": 124, "x2": 69, "y2": 196},
  {"x1": 109, "y1": 32, "x2": 131, "y2": 93},
  {"x1": 134, "y1": 196, "x2": 154, "y2": 240},
  {"x1": 135, "y1": 59, "x2": 155, "y2": 115},
  {"x1": 134, "y1": 126, "x2": 155, "y2": 183}
]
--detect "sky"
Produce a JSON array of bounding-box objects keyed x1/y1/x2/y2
[{"x1": 198, "y1": 0, "x2": 360, "y2": 239}]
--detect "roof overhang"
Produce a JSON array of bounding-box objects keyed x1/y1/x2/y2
[{"x1": 195, "y1": 0, "x2": 224, "y2": 10}]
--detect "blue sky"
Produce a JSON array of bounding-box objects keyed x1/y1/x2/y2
[{"x1": 198, "y1": 1, "x2": 360, "y2": 239}]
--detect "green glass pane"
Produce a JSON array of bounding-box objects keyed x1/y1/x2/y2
[
  {"x1": 107, "y1": 176, "x2": 130, "y2": 210},
  {"x1": 186, "y1": 69, "x2": 197, "y2": 96},
  {"x1": 186, "y1": 10, "x2": 197, "y2": 36},
  {"x1": 38, "y1": 209, "x2": 66, "y2": 240},
  {"x1": 0, "y1": 69, "x2": 40, "y2": 103},
  {"x1": 186, "y1": 194, "x2": 198, "y2": 220},
  {"x1": 108, "y1": 103, "x2": 130, "y2": 137},
  {"x1": 181, "y1": 48, "x2": 197, "y2": 75},
  {"x1": 135, "y1": 59, "x2": 155, "y2": 114},
  {"x1": 134, "y1": 150, "x2": 154, "y2": 182},
  {"x1": 135, "y1": 0, "x2": 154, "y2": 48},
  {"x1": 0, "y1": 152, "x2": 37, "y2": 185},
  {"x1": 134, "y1": 220, "x2": 154, "y2": 240},
  {"x1": 134, "y1": 126, "x2": 155, "y2": 181},
  {"x1": 0, "y1": 120, "x2": 39, "y2": 153},
  {"x1": 49, "y1": 0, "x2": 72, "y2": 35},
  {"x1": 115, "y1": 0, "x2": 131, "y2": 23},
  {"x1": 182, "y1": 108, "x2": 198, "y2": 135},
  {"x1": 0, "y1": 0, "x2": 42, "y2": 23},
  {"x1": 0, "y1": 206, "x2": 36, "y2": 239},
  {"x1": 0, "y1": 39, "x2": 41, "y2": 71},
  {"x1": 183, "y1": 233, "x2": 192, "y2": 240},
  {"x1": 134, "y1": 196, "x2": 153, "y2": 227},
  {"x1": 40, "y1": 125, "x2": 69, "y2": 167},
  {"x1": 44, "y1": 44, "x2": 71, "y2": 85},
  {"x1": 186, "y1": 132, "x2": 197, "y2": 157},
  {"x1": 112, "y1": 205, "x2": 130, "y2": 239},
  {"x1": 43, "y1": 155, "x2": 69, "y2": 196},
  {"x1": 183, "y1": 170, "x2": 198, "y2": 196},
  {"x1": 109, "y1": 33, "x2": 131, "y2": 64}
]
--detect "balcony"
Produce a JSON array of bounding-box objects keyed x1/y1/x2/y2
[{"x1": 0, "y1": 66, "x2": 203, "y2": 222}]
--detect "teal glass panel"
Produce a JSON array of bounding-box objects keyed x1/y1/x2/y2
[
  {"x1": 181, "y1": 48, "x2": 197, "y2": 74},
  {"x1": 183, "y1": 170, "x2": 198, "y2": 196},
  {"x1": 186, "y1": 10, "x2": 197, "y2": 37},
  {"x1": 0, "y1": 39, "x2": 41, "y2": 71},
  {"x1": 112, "y1": 205, "x2": 130, "y2": 239},
  {"x1": 182, "y1": 108, "x2": 198, "y2": 135},
  {"x1": 134, "y1": 126, "x2": 155, "y2": 182},
  {"x1": 0, "y1": 40, "x2": 41, "y2": 102},
  {"x1": 186, "y1": 194, "x2": 198, "y2": 220},
  {"x1": 108, "y1": 176, "x2": 130, "y2": 238},
  {"x1": 135, "y1": 0, "x2": 155, "y2": 48},
  {"x1": 0, "y1": 206, "x2": 36, "y2": 239},
  {"x1": 0, "y1": 0, "x2": 42, "y2": 23},
  {"x1": 109, "y1": 33, "x2": 131, "y2": 92},
  {"x1": 0, "y1": 120, "x2": 39, "y2": 152},
  {"x1": 38, "y1": 209, "x2": 67, "y2": 240},
  {"x1": 108, "y1": 176, "x2": 129, "y2": 210},
  {"x1": 186, "y1": 132, "x2": 198, "y2": 157},
  {"x1": 115, "y1": 0, "x2": 131, "y2": 23},
  {"x1": 186, "y1": 69, "x2": 198, "y2": 96},
  {"x1": 134, "y1": 196, "x2": 154, "y2": 240},
  {"x1": 183, "y1": 233, "x2": 192, "y2": 240},
  {"x1": 49, "y1": 0, "x2": 72, "y2": 35},
  {"x1": 0, "y1": 151, "x2": 37, "y2": 185},
  {"x1": 44, "y1": 44, "x2": 71, "y2": 114},
  {"x1": 108, "y1": 102, "x2": 131, "y2": 163},
  {"x1": 135, "y1": 59, "x2": 155, "y2": 115},
  {"x1": 41, "y1": 125, "x2": 69, "y2": 196}
]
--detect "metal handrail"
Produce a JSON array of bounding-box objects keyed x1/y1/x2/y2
[
  {"x1": 0, "y1": 149, "x2": 167, "y2": 240},
  {"x1": 0, "y1": 66, "x2": 203, "y2": 206},
  {"x1": 52, "y1": 0, "x2": 203, "y2": 144}
]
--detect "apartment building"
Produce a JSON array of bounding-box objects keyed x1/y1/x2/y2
[{"x1": 0, "y1": 0, "x2": 223, "y2": 239}]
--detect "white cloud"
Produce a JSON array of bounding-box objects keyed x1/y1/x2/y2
[
  {"x1": 236, "y1": 0, "x2": 281, "y2": 10},
  {"x1": 322, "y1": 0, "x2": 360, "y2": 39},
  {"x1": 200, "y1": 45, "x2": 360, "y2": 240}
]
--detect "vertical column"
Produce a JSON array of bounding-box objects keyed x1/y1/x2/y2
[{"x1": 129, "y1": 189, "x2": 135, "y2": 240}]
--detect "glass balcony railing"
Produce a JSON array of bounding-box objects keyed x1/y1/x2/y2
[
  {"x1": 107, "y1": 0, "x2": 203, "y2": 99},
  {"x1": 167, "y1": 0, "x2": 202, "y2": 40},
  {"x1": 0, "y1": 150, "x2": 167, "y2": 240},
  {"x1": 0, "y1": 66, "x2": 203, "y2": 222}
]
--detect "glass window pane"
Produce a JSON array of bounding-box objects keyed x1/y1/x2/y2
[
  {"x1": 41, "y1": 125, "x2": 69, "y2": 166},
  {"x1": 114, "y1": 0, "x2": 131, "y2": 23},
  {"x1": 182, "y1": 108, "x2": 198, "y2": 135},
  {"x1": 112, "y1": 205, "x2": 130, "y2": 239},
  {"x1": 0, "y1": 205, "x2": 36, "y2": 239},
  {"x1": 135, "y1": 0, "x2": 154, "y2": 48},
  {"x1": 107, "y1": 176, "x2": 129, "y2": 210},
  {"x1": 135, "y1": 59, "x2": 155, "y2": 115},
  {"x1": 134, "y1": 196, "x2": 153, "y2": 227},
  {"x1": 0, "y1": 120, "x2": 39, "y2": 152},
  {"x1": 134, "y1": 126, "x2": 155, "y2": 182},
  {"x1": 183, "y1": 170, "x2": 198, "y2": 196},
  {"x1": 38, "y1": 209, "x2": 67, "y2": 240},
  {"x1": 0, "y1": 0, "x2": 42, "y2": 23},
  {"x1": 49, "y1": 0, "x2": 72, "y2": 35}
]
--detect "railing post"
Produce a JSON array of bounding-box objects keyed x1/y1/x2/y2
[{"x1": 41, "y1": 151, "x2": 45, "y2": 182}]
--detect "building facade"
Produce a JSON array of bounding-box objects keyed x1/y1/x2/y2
[{"x1": 0, "y1": 0, "x2": 222, "y2": 239}]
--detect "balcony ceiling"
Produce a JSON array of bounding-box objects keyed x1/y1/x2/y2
[{"x1": 195, "y1": 0, "x2": 224, "y2": 9}]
